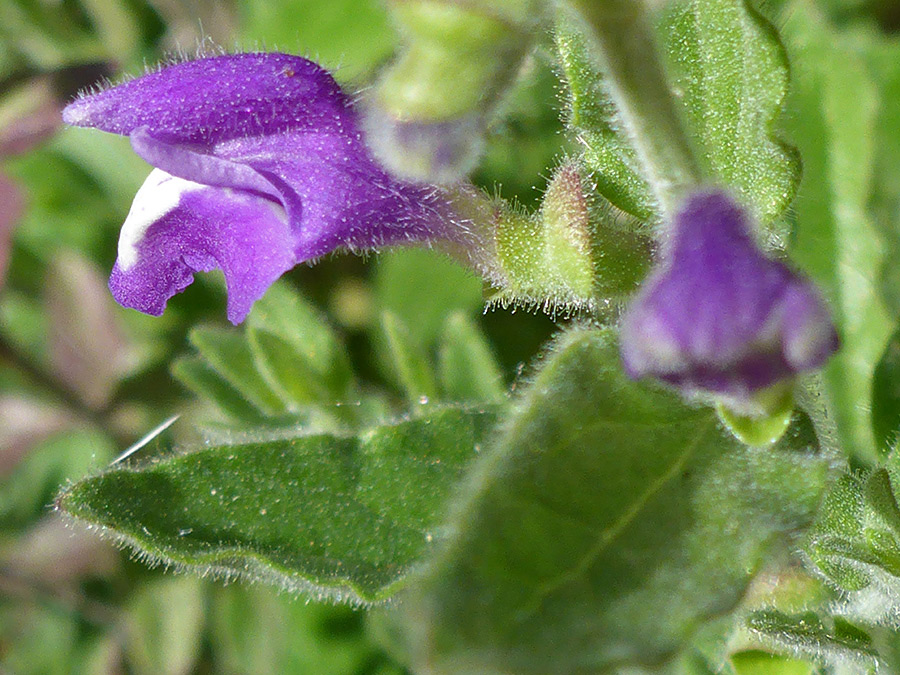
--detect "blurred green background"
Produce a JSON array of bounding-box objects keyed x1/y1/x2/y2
[{"x1": 0, "y1": 0, "x2": 563, "y2": 672}]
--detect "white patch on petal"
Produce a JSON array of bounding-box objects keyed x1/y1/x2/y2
[{"x1": 118, "y1": 169, "x2": 206, "y2": 270}]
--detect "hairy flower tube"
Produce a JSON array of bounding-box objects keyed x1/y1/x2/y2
[
  {"x1": 62, "y1": 53, "x2": 471, "y2": 324},
  {"x1": 620, "y1": 189, "x2": 839, "y2": 411}
]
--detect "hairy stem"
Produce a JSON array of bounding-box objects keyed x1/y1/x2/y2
[{"x1": 569, "y1": 0, "x2": 703, "y2": 215}]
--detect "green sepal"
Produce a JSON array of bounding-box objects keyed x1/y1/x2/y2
[
  {"x1": 716, "y1": 384, "x2": 795, "y2": 447},
  {"x1": 491, "y1": 161, "x2": 651, "y2": 310}
]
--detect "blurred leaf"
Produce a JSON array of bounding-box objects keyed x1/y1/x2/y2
[
  {"x1": 729, "y1": 650, "x2": 815, "y2": 675},
  {"x1": 145, "y1": 0, "x2": 235, "y2": 50},
  {"x1": 211, "y1": 585, "x2": 377, "y2": 675},
  {"x1": 0, "y1": 514, "x2": 116, "y2": 588},
  {"x1": 437, "y1": 311, "x2": 505, "y2": 403},
  {"x1": 247, "y1": 281, "x2": 353, "y2": 406},
  {"x1": 171, "y1": 355, "x2": 268, "y2": 424},
  {"x1": 52, "y1": 127, "x2": 149, "y2": 214},
  {"x1": 380, "y1": 312, "x2": 438, "y2": 405},
  {"x1": 864, "y1": 34, "x2": 900, "y2": 318},
  {"x1": 0, "y1": 289, "x2": 48, "y2": 364},
  {"x1": 782, "y1": 3, "x2": 894, "y2": 462},
  {"x1": 0, "y1": 172, "x2": 24, "y2": 289},
  {"x1": 0, "y1": 395, "x2": 74, "y2": 475},
  {"x1": 402, "y1": 328, "x2": 829, "y2": 674},
  {"x1": 374, "y1": 248, "x2": 483, "y2": 348},
  {"x1": 0, "y1": 603, "x2": 79, "y2": 674},
  {"x1": 123, "y1": 576, "x2": 205, "y2": 675},
  {"x1": 5, "y1": 149, "x2": 120, "y2": 286},
  {"x1": 59, "y1": 406, "x2": 495, "y2": 603},
  {"x1": 873, "y1": 329, "x2": 900, "y2": 455},
  {"x1": 46, "y1": 252, "x2": 130, "y2": 409},
  {"x1": 78, "y1": 0, "x2": 142, "y2": 62},
  {"x1": 0, "y1": 428, "x2": 114, "y2": 530},
  {"x1": 474, "y1": 51, "x2": 568, "y2": 208},
  {"x1": 187, "y1": 325, "x2": 288, "y2": 416},
  {"x1": 238, "y1": 0, "x2": 394, "y2": 82},
  {"x1": 660, "y1": 0, "x2": 800, "y2": 227}
]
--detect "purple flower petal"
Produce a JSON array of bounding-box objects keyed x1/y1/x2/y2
[
  {"x1": 109, "y1": 169, "x2": 294, "y2": 324},
  {"x1": 620, "y1": 189, "x2": 839, "y2": 407},
  {"x1": 64, "y1": 53, "x2": 470, "y2": 321},
  {"x1": 63, "y1": 54, "x2": 349, "y2": 144}
]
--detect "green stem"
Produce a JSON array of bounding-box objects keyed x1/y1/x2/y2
[{"x1": 569, "y1": 0, "x2": 703, "y2": 215}]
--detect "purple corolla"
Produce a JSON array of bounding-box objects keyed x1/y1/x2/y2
[
  {"x1": 620, "y1": 189, "x2": 839, "y2": 410},
  {"x1": 63, "y1": 53, "x2": 468, "y2": 323}
]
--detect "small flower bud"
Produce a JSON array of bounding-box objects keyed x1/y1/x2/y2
[
  {"x1": 366, "y1": 0, "x2": 543, "y2": 182},
  {"x1": 620, "y1": 189, "x2": 838, "y2": 413}
]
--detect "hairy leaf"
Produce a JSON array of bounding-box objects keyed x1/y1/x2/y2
[
  {"x1": 782, "y1": 4, "x2": 894, "y2": 462},
  {"x1": 57, "y1": 406, "x2": 495, "y2": 603},
  {"x1": 555, "y1": 14, "x2": 655, "y2": 220},
  {"x1": 556, "y1": 0, "x2": 798, "y2": 226},
  {"x1": 401, "y1": 328, "x2": 829, "y2": 674},
  {"x1": 746, "y1": 610, "x2": 876, "y2": 669},
  {"x1": 660, "y1": 0, "x2": 799, "y2": 226}
]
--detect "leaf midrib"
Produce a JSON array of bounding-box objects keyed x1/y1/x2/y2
[{"x1": 512, "y1": 417, "x2": 716, "y2": 623}]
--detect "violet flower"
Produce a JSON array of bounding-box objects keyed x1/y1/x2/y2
[
  {"x1": 620, "y1": 189, "x2": 838, "y2": 411},
  {"x1": 62, "y1": 53, "x2": 468, "y2": 324}
]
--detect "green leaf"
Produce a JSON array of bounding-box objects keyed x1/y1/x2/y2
[
  {"x1": 863, "y1": 35, "x2": 900, "y2": 319},
  {"x1": 781, "y1": 4, "x2": 894, "y2": 462},
  {"x1": 556, "y1": 0, "x2": 799, "y2": 225},
  {"x1": 187, "y1": 325, "x2": 288, "y2": 416},
  {"x1": 438, "y1": 312, "x2": 505, "y2": 403},
  {"x1": 746, "y1": 610, "x2": 877, "y2": 668},
  {"x1": 58, "y1": 406, "x2": 495, "y2": 603},
  {"x1": 0, "y1": 429, "x2": 114, "y2": 530},
  {"x1": 872, "y1": 328, "x2": 900, "y2": 453},
  {"x1": 555, "y1": 13, "x2": 655, "y2": 220},
  {"x1": 401, "y1": 328, "x2": 830, "y2": 674},
  {"x1": 729, "y1": 650, "x2": 815, "y2": 675},
  {"x1": 247, "y1": 281, "x2": 353, "y2": 406},
  {"x1": 804, "y1": 461, "x2": 900, "y2": 600},
  {"x1": 171, "y1": 355, "x2": 268, "y2": 424},
  {"x1": 238, "y1": 0, "x2": 394, "y2": 82},
  {"x1": 123, "y1": 576, "x2": 205, "y2": 675},
  {"x1": 380, "y1": 311, "x2": 438, "y2": 405},
  {"x1": 660, "y1": 0, "x2": 800, "y2": 226},
  {"x1": 210, "y1": 585, "x2": 376, "y2": 675},
  {"x1": 374, "y1": 248, "x2": 484, "y2": 348}
]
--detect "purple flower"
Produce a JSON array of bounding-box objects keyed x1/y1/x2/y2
[
  {"x1": 620, "y1": 189, "x2": 838, "y2": 410},
  {"x1": 63, "y1": 53, "x2": 467, "y2": 324}
]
